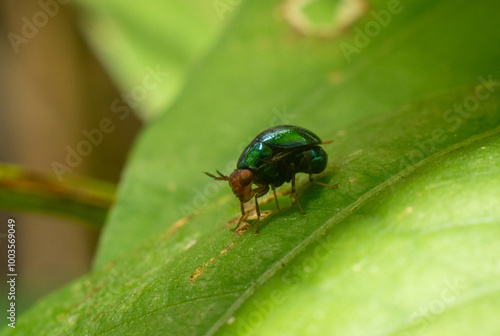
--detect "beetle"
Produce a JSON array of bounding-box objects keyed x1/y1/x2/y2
[{"x1": 205, "y1": 125, "x2": 337, "y2": 234}]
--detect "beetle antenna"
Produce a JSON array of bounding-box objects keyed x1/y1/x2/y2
[
  {"x1": 320, "y1": 140, "x2": 333, "y2": 145},
  {"x1": 204, "y1": 171, "x2": 229, "y2": 181},
  {"x1": 216, "y1": 170, "x2": 228, "y2": 179}
]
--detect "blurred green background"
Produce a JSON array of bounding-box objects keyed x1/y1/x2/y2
[{"x1": 1, "y1": 0, "x2": 241, "y2": 318}]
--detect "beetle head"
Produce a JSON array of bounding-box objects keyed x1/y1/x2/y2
[
  {"x1": 205, "y1": 169, "x2": 255, "y2": 203},
  {"x1": 228, "y1": 169, "x2": 255, "y2": 202}
]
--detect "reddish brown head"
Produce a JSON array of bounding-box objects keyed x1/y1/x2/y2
[
  {"x1": 205, "y1": 169, "x2": 255, "y2": 203},
  {"x1": 228, "y1": 169, "x2": 255, "y2": 202}
]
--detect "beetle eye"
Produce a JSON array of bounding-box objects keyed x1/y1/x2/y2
[{"x1": 238, "y1": 170, "x2": 253, "y2": 186}]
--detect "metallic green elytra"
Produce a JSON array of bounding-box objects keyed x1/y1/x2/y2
[
  {"x1": 237, "y1": 125, "x2": 328, "y2": 186},
  {"x1": 205, "y1": 125, "x2": 337, "y2": 234}
]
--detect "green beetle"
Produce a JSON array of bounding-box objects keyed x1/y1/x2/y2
[{"x1": 206, "y1": 125, "x2": 337, "y2": 234}]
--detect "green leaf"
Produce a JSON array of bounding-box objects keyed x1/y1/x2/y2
[
  {"x1": 74, "y1": 0, "x2": 234, "y2": 120},
  {"x1": 5, "y1": 0, "x2": 500, "y2": 335},
  {"x1": 0, "y1": 164, "x2": 114, "y2": 228},
  {"x1": 216, "y1": 127, "x2": 500, "y2": 336}
]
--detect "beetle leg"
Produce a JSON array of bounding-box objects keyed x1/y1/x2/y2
[
  {"x1": 272, "y1": 187, "x2": 280, "y2": 210},
  {"x1": 231, "y1": 202, "x2": 248, "y2": 232},
  {"x1": 307, "y1": 159, "x2": 314, "y2": 183},
  {"x1": 290, "y1": 163, "x2": 306, "y2": 216},
  {"x1": 252, "y1": 184, "x2": 269, "y2": 235},
  {"x1": 298, "y1": 154, "x2": 315, "y2": 183},
  {"x1": 254, "y1": 196, "x2": 261, "y2": 235},
  {"x1": 303, "y1": 156, "x2": 339, "y2": 189}
]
